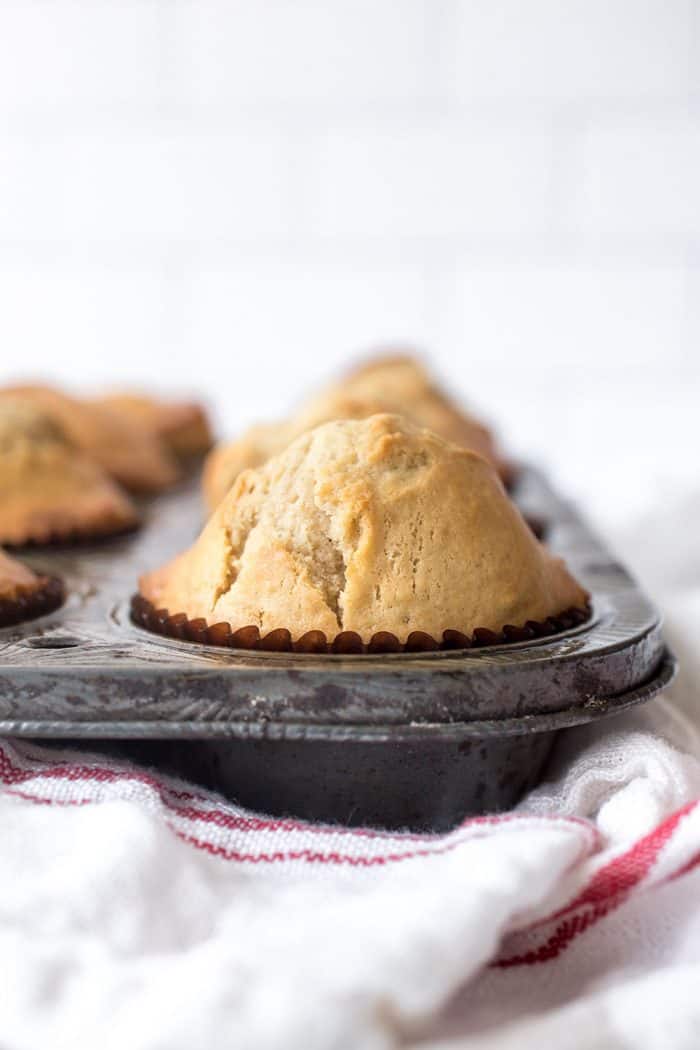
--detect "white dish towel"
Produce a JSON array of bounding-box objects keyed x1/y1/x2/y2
[{"x1": 1, "y1": 672, "x2": 700, "y2": 1050}]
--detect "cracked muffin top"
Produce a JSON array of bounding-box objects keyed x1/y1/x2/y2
[
  {"x1": 143, "y1": 414, "x2": 586, "y2": 644},
  {"x1": 202, "y1": 355, "x2": 511, "y2": 511},
  {"x1": 94, "y1": 392, "x2": 213, "y2": 458},
  {"x1": 0, "y1": 385, "x2": 179, "y2": 492},
  {"x1": 0, "y1": 398, "x2": 139, "y2": 545}
]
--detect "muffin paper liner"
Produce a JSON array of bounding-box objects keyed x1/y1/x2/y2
[
  {"x1": 0, "y1": 576, "x2": 65, "y2": 629},
  {"x1": 130, "y1": 594, "x2": 592, "y2": 655},
  {"x1": 3, "y1": 520, "x2": 139, "y2": 550}
]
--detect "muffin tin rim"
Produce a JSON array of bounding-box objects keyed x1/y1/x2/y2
[{"x1": 0, "y1": 648, "x2": 676, "y2": 741}]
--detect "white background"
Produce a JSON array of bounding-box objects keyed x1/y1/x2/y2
[{"x1": 0, "y1": 0, "x2": 698, "y2": 527}]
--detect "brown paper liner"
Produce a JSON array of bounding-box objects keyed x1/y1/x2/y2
[
  {"x1": 130, "y1": 594, "x2": 592, "y2": 655},
  {"x1": 4, "y1": 521, "x2": 139, "y2": 550},
  {"x1": 0, "y1": 576, "x2": 65, "y2": 628}
]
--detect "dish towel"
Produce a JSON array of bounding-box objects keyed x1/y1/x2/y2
[{"x1": 1, "y1": 678, "x2": 700, "y2": 1050}]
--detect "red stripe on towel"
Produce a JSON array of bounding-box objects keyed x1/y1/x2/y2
[{"x1": 494, "y1": 800, "x2": 699, "y2": 967}]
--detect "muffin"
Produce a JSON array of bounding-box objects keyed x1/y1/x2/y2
[
  {"x1": 141, "y1": 415, "x2": 588, "y2": 651},
  {"x1": 0, "y1": 548, "x2": 65, "y2": 627},
  {"x1": 94, "y1": 392, "x2": 213, "y2": 459},
  {"x1": 203, "y1": 355, "x2": 510, "y2": 511},
  {"x1": 0, "y1": 398, "x2": 139, "y2": 545},
  {"x1": 202, "y1": 420, "x2": 297, "y2": 511},
  {"x1": 332, "y1": 353, "x2": 510, "y2": 475},
  {"x1": 295, "y1": 385, "x2": 501, "y2": 474},
  {"x1": 342, "y1": 352, "x2": 452, "y2": 407},
  {"x1": 0, "y1": 385, "x2": 179, "y2": 493}
]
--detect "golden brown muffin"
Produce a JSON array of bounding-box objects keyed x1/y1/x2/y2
[
  {"x1": 202, "y1": 420, "x2": 295, "y2": 511},
  {"x1": 0, "y1": 385, "x2": 179, "y2": 492},
  {"x1": 203, "y1": 391, "x2": 503, "y2": 513},
  {"x1": 202, "y1": 355, "x2": 511, "y2": 512},
  {"x1": 335, "y1": 353, "x2": 510, "y2": 476},
  {"x1": 94, "y1": 392, "x2": 213, "y2": 458},
  {"x1": 344, "y1": 352, "x2": 441, "y2": 399},
  {"x1": 0, "y1": 548, "x2": 65, "y2": 626},
  {"x1": 0, "y1": 398, "x2": 139, "y2": 545},
  {"x1": 144, "y1": 415, "x2": 587, "y2": 646},
  {"x1": 295, "y1": 385, "x2": 502, "y2": 474}
]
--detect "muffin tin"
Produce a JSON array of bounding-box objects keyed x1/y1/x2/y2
[{"x1": 0, "y1": 469, "x2": 674, "y2": 830}]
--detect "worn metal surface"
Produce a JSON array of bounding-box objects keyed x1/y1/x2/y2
[
  {"x1": 0, "y1": 468, "x2": 675, "y2": 828},
  {"x1": 49, "y1": 652, "x2": 674, "y2": 830}
]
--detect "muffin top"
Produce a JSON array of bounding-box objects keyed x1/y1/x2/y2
[
  {"x1": 294, "y1": 384, "x2": 500, "y2": 473},
  {"x1": 0, "y1": 397, "x2": 138, "y2": 545},
  {"x1": 342, "y1": 352, "x2": 440, "y2": 402},
  {"x1": 145, "y1": 415, "x2": 587, "y2": 643},
  {"x1": 0, "y1": 398, "x2": 69, "y2": 452},
  {"x1": 0, "y1": 385, "x2": 179, "y2": 492},
  {"x1": 202, "y1": 355, "x2": 510, "y2": 511},
  {"x1": 331, "y1": 354, "x2": 507, "y2": 467},
  {"x1": 202, "y1": 419, "x2": 296, "y2": 511},
  {"x1": 94, "y1": 392, "x2": 213, "y2": 458}
]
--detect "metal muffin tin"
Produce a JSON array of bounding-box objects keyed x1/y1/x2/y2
[{"x1": 0, "y1": 469, "x2": 674, "y2": 830}]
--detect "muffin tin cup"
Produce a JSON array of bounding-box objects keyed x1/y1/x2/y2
[{"x1": 0, "y1": 468, "x2": 675, "y2": 830}]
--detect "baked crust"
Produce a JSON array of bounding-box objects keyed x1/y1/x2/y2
[
  {"x1": 0, "y1": 385, "x2": 179, "y2": 492},
  {"x1": 202, "y1": 355, "x2": 511, "y2": 511},
  {"x1": 95, "y1": 392, "x2": 213, "y2": 458},
  {"x1": 0, "y1": 398, "x2": 139, "y2": 545},
  {"x1": 146, "y1": 415, "x2": 587, "y2": 644},
  {"x1": 331, "y1": 353, "x2": 510, "y2": 476},
  {"x1": 202, "y1": 420, "x2": 295, "y2": 511}
]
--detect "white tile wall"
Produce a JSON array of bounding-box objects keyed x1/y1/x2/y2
[
  {"x1": 0, "y1": 0, "x2": 698, "y2": 523},
  {"x1": 446, "y1": 0, "x2": 694, "y2": 102},
  {"x1": 313, "y1": 120, "x2": 555, "y2": 238},
  {"x1": 447, "y1": 264, "x2": 690, "y2": 367},
  {"x1": 0, "y1": 260, "x2": 171, "y2": 382},
  {"x1": 570, "y1": 116, "x2": 700, "y2": 236},
  {"x1": 0, "y1": 131, "x2": 300, "y2": 241},
  {"x1": 0, "y1": 2, "x2": 163, "y2": 115},
  {"x1": 174, "y1": 0, "x2": 433, "y2": 106}
]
